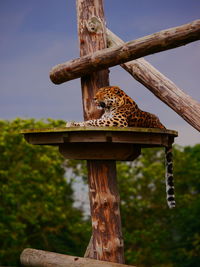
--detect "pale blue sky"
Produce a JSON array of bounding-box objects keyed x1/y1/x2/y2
[{"x1": 0, "y1": 0, "x2": 200, "y2": 145}]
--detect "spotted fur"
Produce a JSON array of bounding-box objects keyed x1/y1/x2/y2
[{"x1": 66, "y1": 86, "x2": 175, "y2": 208}]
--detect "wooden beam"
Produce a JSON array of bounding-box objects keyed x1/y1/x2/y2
[
  {"x1": 76, "y1": 0, "x2": 124, "y2": 263},
  {"x1": 106, "y1": 28, "x2": 200, "y2": 132},
  {"x1": 50, "y1": 19, "x2": 200, "y2": 84},
  {"x1": 20, "y1": 248, "x2": 136, "y2": 267}
]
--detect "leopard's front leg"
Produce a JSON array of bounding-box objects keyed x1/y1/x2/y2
[{"x1": 66, "y1": 116, "x2": 128, "y2": 127}]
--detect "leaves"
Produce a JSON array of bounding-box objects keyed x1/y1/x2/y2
[
  {"x1": 0, "y1": 118, "x2": 89, "y2": 266},
  {"x1": 117, "y1": 146, "x2": 200, "y2": 267},
  {"x1": 0, "y1": 118, "x2": 200, "y2": 267}
]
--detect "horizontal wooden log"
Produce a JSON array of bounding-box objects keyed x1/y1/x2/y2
[
  {"x1": 20, "y1": 248, "x2": 136, "y2": 267},
  {"x1": 50, "y1": 19, "x2": 200, "y2": 84},
  {"x1": 106, "y1": 28, "x2": 200, "y2": 132}
]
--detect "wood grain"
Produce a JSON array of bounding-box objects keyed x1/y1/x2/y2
[
  {"x1": 50, "y1": 19, "x2": 200, "y2": 84},
  {"x1": 76, "y1": 0, "x2": 109, "y2": 120},
  {"x1": 87, "y1": 160, "x2": 124, "y2": 263},
  {"x1": 76, "y1": 0, "x2": 124, "y2": 263},
  {"x1": 20, "y1": 248, "x2": 136, "y2": 267}
]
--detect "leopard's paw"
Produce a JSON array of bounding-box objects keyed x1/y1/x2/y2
[{"x1": 66, "y1": 121, "x2": 76, "y2": 127}]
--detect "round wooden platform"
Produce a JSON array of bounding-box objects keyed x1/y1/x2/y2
[{"x1": 21, "y1": 127, "x2": 178, "y2": 161}]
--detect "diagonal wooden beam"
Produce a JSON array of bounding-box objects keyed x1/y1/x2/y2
[
  {"x1": 50, "y1": 19, "x2": 200, "y2": 85},
  {"x1": 106, "y1": 28, "x2": 200, "y2": 132}
]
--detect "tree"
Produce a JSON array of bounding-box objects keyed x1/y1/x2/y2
[
  {"x1": 62, "y1": 143, "x2": 200, "y2": 267},
  {"x1": 170, "y1": 145, "x2": 200, "y2": 267},
  {"x1": 1, "y1": 118, "x2": 200, "y2": 267},
  {"x1": 117, "y1": 146, "x2": 200, "y2": 267},
  {"x1": 61, "y1": 142, "x2": 200, "y2": 267},
  {"x1": 0, "y1": 118, "x2": 90, "y2": 266}
]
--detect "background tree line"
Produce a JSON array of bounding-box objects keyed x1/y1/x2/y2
[{"x1": 0, "y1": 118, "x2": 199, "y2": 267}]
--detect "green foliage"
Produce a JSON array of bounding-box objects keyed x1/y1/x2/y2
[
  {"x1": 0, "y1": 118, "x2": 200, "y2": 267},
  {"x1": 117, "y1": 146, "x2": 200, "y2": 267},
  {"x1": 0, "y1": 118, "x2": 90, "y2": 266}
]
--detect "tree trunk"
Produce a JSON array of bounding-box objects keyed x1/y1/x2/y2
[
  {"x1": 106, "y1": 28, "x2": 200, "y2": 132},
  {"x1": 50, "y1": 19, "x2": 200, "y2": 84},
  {"x1": 76, "y1": 0, "x2": 124, "y2": 263}
]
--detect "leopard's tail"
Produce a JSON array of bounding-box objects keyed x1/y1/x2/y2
[{"x1": 165, "y1": 146, "x2": 175, "y2": 208}]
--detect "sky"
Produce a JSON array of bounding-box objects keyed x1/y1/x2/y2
[{"x1": 0, "y1": 0, "x2": 200, "y2": 146}]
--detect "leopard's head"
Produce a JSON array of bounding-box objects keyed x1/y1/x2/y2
[{"x1": 94, "y1": 86, "x2": 130, "y2": 110}]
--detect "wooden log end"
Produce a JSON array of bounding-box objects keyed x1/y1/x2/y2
[
  {"x1": 49, "y1": 64, "x2": 70, "y2": 84},
  {"x1": 49, "y1": 66, "x2": 62, "y2": 84}
]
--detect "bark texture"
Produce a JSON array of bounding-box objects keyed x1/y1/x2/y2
[
  {"x1": 87, "y1": 161, "x2": 124, "y2": 263},
  {"x1": 76, "y1": 0, "x2": 109, "y2": 120},
  {"x1": 50, "y1": 19, "x2": 200, "y2": 85},
  {"x1": 76, "y1": 0, "x2": 124, "y2": 263},
  {"x1": 106, "y1": 28, "x2": 200, "y2": 132},
  {"x1": 20, "y1": 248, "x2": 136, "y2": 267}
]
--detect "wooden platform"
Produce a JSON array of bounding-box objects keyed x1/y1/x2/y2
[{"x1": 21, "y1": 127, "x2": 178, "y2": 161}]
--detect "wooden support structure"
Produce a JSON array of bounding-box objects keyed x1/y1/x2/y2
[
  {"x1": 106, "y1": 29, "x2": 200, "y2": 132},
  {"x1": 86, "y1": 160, "x2": 124, "y2": 262},
  {"x1": 76, "y1": 0, "x2": 109, "y2": 120},
  {"x1": 22, "y1": 127, "x2": 177, "y2": 160},
  {"x1": 20, "y1": 248, "x2": 136, "y2": 267},
  {"x1": 76, "y1": 0, "x2": 124, "y2": 263},
  {"x1": 50, "y1": 19, "x2": 200, "y2": 84},
  {"x1": 20, "y1": 0, "x2": 193, "y2": 265},
  {"x1": 21, "y1": 127, "x2": 178, "y2": 267}
]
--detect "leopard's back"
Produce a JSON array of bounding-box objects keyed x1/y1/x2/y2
[
  {"x1": 128, "y1": 109, "x2": 165, "y2": 129},
  {"x1": 118, "y1": 104, "x2": 165, "y2": 129}
]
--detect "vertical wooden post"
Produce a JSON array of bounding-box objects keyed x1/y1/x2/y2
[
  {"x1": 76, "y1": 0, "x2": 109, "y2": 120},
  {"x1": 76, "y1": 0, "x2": 124, "y2": 263}
]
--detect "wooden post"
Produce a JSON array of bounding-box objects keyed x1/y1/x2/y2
[
  {"x1": 87, "y1": 161, "x2": 124, "y2": 263},
  {"x1": 106, "y1": 29, "x2": 200, "y2": 132},
  {"x1": 76, "y1": 0, "x2": 124, "y2": 263},
  {"x1": 76, "y1": 0, "x2": 109, "y2": 121},
  {"x1": 50, "y1": 19, "x2": 200, "y2": 84}
]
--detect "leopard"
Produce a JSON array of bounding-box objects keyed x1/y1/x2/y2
[
  {"x1": 67, "y1": 86, "x2": 165, "y2": 128},
  {"x1": 66, "y1": 86, "x2": 175, "y2": 208}
]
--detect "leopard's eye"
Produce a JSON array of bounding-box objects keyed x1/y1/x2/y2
[{"x1": 99, "y1": 102, "x2": 106, "y2": 108}]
